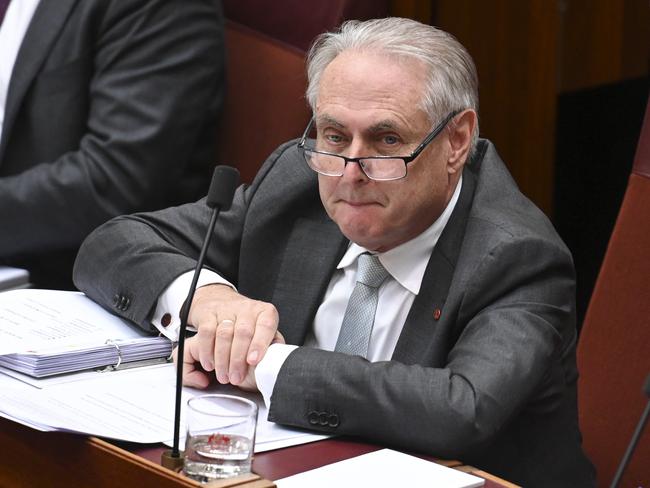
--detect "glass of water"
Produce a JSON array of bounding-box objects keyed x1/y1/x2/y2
[{"x1": 183, "y1": 394, "x2": 258, "y2": 483}]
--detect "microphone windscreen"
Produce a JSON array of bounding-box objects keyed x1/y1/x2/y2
[{"x1": 206, "y1": 165, "x2": 240, "y2": 210}]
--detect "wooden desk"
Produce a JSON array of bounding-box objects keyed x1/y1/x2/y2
[
  {"x1": 0, "y1": 418, "x2": 204, "y2": 488},
  {"x1": 1, "y1": 416, "x2": 518, "y2": 487}
]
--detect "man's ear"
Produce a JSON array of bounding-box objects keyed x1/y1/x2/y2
[{"x1": 447, "y1": 109, "x2": 477, "y2": 175}]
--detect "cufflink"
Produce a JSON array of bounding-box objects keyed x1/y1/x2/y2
[{"x1": 161, "y1": 313, "x2": 172, "y2": 327}]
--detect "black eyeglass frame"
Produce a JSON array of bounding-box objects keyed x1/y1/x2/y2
[{"x1": 297, "y1": 110, "x2": 460, "y2": 181}]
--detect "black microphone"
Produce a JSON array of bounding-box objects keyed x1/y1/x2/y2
[
  {"x1": 162, "y1": 165, "x2": 239, "y2": 470},
  {"x1": 609, "y1": 373, "x2": 650, "y2": 488}
]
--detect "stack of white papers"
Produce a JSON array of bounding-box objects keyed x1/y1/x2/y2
[
  {"x1": 0, "y1": 336, "x2": 172, "y2": 377},
  {"x1": 276, "y1": 449, "x2": 485, "y2": 487},
  {"x1": 0, "y1": 289, "x2": 172, "y2": 376}
]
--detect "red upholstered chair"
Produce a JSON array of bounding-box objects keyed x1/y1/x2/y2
[
  {"x1": 223, "y1": 0, "x2": 389, "y2": 52},
  {"x1": 218, "y1": 1, "x2": 388, "y2": 183},
  {"x1": 577, "y1": 95, "x2": 650, "y2": 487}
]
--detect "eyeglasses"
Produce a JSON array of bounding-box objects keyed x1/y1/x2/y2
[{"x1": 297, "y1": 111, "x2": 459, "y2": 181}]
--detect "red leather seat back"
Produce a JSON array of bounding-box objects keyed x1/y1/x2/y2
[
  {"x1": 577, "y1": 96, "x2": 650, "y2": 487},
  {"x1": 223, "y1": 0, "x2": 388, "y2": 51},
  {"x1": 216, "y1": 22, "x2": 310, "y2": 183}
]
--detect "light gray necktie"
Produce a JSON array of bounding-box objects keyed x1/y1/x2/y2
[{"x1": 335, "y1": 253, "x2": 389, "y2": 358}]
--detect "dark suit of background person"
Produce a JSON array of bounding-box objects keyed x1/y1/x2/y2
[
  {"x1": 74, "y1": 134, "x2": 595, "y2": 486},
  {"x1": 0, "y1": 0, "x2": 225, "y2": 289}
]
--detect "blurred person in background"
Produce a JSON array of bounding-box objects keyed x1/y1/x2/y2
[{"x1": 0, "y1": 0, "x2": 225, "y2": 288}]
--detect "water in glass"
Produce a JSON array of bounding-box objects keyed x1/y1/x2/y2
[{"x1": 183, "y1": 432, "x2": 252, "y2": 482}]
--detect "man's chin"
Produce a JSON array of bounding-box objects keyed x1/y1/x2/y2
[{"x1": 339, "y1": 226, "x2": 383, "y2": 250}]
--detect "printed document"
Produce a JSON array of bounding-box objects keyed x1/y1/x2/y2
[
  {"x1": 276, "y1": 449, "x2": 485, "y2": 488},
  {"x1": 0, "y1": 363, "x2": 328, "y2": 452},
  {"x1": 0, "y1": 289, "x2": 150, "y2": 355}
]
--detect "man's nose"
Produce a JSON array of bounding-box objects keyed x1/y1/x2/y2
[
  {"x1": 340, "y1": 159, "x2": 368, "y2": 182},
  {"x1": 340, "y1": 140, "x2": 370, "y2": 182}
]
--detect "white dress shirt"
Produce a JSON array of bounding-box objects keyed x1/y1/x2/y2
[
  {"x1": 153, "y1": 176, "x2": 463, "y2": 408},
  {"x1": 0, "y1": 0, "x2": 41, "y2": 139}
]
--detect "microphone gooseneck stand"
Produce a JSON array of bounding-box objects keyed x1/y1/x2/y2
[
  {"x1": 609, "y1": 373, "x2": 650, "y2": 488},
  {"x1": 161, "y1": 166, "x2": 240, "y2": 471}
]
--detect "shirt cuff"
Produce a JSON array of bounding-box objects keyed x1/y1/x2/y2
[
  {"x1": 255, "y1": 343, "x2": 299, "y2": 410},
  {"x1": 150, "y1": 269, "x2": 234, "y2": 341}
]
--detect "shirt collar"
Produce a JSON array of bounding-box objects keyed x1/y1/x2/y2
[{"x1": 338, "y1": 175, "x2": 463, "y2": 295}]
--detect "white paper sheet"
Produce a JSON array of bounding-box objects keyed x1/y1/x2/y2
[
  {"x1": 0, "y1": 364, "x2": 329, "y2": 451},
  {"x1": 0, "y1": 289, "x2": 149, "y2": 355},
  {"x1": 0, "y1": 362, "x2": 171, "y2": 389},
  {"x1": 275, "y1": 449, "x2": 485, "y2": 488}
]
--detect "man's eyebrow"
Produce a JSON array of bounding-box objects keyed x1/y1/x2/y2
[
  {"x1": 314, "y1": 117, "x2": 403, "y2": 133},
  {"x1": 367, "y1": 120, "x2": 401, "y2": 133},
  {"x1": 315, "y1": 115, "x2": 344, "y2": 129}
]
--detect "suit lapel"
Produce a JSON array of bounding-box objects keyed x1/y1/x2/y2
[
  {"x1": 392, "y1": 164, "x2": 478, "y2": 364},
  {"x1": 273, "y1": 217, "x2": 348, "y2": 345},
  {"x1": 0, "y1": 0, "x2": 78, "y2": 161}
]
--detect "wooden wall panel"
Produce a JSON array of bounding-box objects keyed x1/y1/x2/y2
[
  {"x1": 432, "y1": 0, "x2": 558, "y2": 214},
  {"x1": 389, "y1": 0, "x2": 432, "y2": 24},
  {"x1": 559, "y1": 0, "x2": 650, "y2": 93}
]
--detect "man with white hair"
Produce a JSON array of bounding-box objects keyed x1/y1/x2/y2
[{"x1": 75, "y1": 17, "x2": 595, "y2": 486}]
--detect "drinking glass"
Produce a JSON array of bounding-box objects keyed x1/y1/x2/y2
[{"x1": 183, "y1": 394, "x2": 258, "y2": 482}]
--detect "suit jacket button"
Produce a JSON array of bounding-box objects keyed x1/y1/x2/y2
[
  {"x1": 328, "y1": 414, "x2": 339, "y2": 427},
  {"x1": 318, "y1": 412, "x2": 329, "y2": 426},
  {"x1": 123, "y1": 297, "x2": 131, "y2": 310},
  {"x1": 307, "y1": 411, "x2": 319, "y2": 425},
  {"x1": 112, "y1": 294, "x2": 120, "y2": 307}
]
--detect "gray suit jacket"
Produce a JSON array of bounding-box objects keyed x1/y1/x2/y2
[
  {"x1": 74, "y1": 138, "x2": 595, "y2": 487},
  {"x1": 0, "y1": 0, "x2": 224, "y2": 288}
]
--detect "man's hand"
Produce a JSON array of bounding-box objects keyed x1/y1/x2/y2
[
  {"x1": 175, "y1": 335, "x2": 262, "y2": 391},
  {"x1": 180, "y1": 284, "x2": 284, "y2": 389}
]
